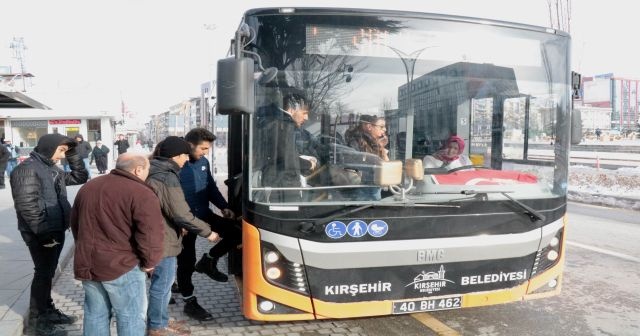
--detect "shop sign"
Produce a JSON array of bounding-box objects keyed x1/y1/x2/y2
[{"x1": 49, "y1": 119, "x2": 81, "y2": 125}]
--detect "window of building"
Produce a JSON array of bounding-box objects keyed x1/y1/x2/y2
[
  {"x1": 88, "y1": 119, "x2": 101, "y2": 141},
  {"x1": 11, "y1": 120, "x2": 48, "y2": 148}
]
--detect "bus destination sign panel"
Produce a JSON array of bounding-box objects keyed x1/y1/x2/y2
[{"x1": 392, "y1": 296, "x2": 462, "y2": 314}]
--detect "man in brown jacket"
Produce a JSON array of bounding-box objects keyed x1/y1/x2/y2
[
  {"x1": 145, "y1": 136, "x2": 219, "y2": 336},
  {"x1": 70, "y1": 153, "x2": 164, "y2": 336}
]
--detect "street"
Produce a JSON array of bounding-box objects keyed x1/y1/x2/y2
[{"x1": 44, "y1": 198, "x2": 639, "y2": 336}]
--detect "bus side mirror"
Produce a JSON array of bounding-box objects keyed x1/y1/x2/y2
[
  {"x1": 405, "y1": 159, "x2": 424, "y2": 181},
  {"x1": 571, "y1": 109, "x2": 582, "y2": 145},
  {"x1": 217, "y1": 57, "x2": 255, "y2": 115},
  {"x1": 375, "y1": 160, "x2": 403, "y2": 186}
]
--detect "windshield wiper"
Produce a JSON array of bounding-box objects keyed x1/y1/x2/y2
[
  {"x1": 454, "y1": 189, "x2": 545, "y2": 222},
  {"x1": 499, "y1": 192, "x2": 546, "y2": 222}
]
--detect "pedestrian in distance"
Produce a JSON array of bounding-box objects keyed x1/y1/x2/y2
[
  {"x1": 114, "y1": 134, "x2": 130, "y2": 155},
  {"x1": 71, "y1": 153, "x2": 164, "y2": 336},
  {"x1": 174, "y1": 128, "x2": 241, "y2": 321},
  {"x1": 10, "y1": 134, "x2": 88, "y2": 336},
  {"x1": 4, "y1": 139, "x2": 20, "y2": 176},
  {"x1": 0, "y1": 141, "x2": 10, "y2": 189},
  {"x1": 74, "y1": 134, "x2": 93, "y2": 179},
  {"x1": 90, "y1": 140, "x2": 110, "y2": 174},
  {"x1": 145, "y1": 136, "x2": 220, "y2": 336}
]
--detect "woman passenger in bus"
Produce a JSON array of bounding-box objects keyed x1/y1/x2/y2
[
  {"x1": 342, "y1": 115, "x2": 390, "y2": 200},
  {"x1": 423, "y1": 135, "x2": 473, "y2": 171},
  {"x1": 345, "y1": 115, "x2": 390, "y2": 162}
]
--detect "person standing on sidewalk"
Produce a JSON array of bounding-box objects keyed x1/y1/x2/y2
[
  {"x1": 174, "y1": 128, "x2": 241, "y2": 321},
  {"x1": 74, "y1": 134, "x2": 92, "y2": 179},
  {"x1": 0, "y1": 141, "x2": 9, "y2": 189},
  {"x1": 4, "y1": 139, "x2": 20, "y2": 176},
  {"x1": 114, "y1": 134, "x2": 130, "y2": 155},
  {"x1": 145, "y1": 136, "x2": 219, "y2": 336},
  {"x1": 71, "y1": 153, "x2": 164, "y2": 336},
  {"x1": 10, "y1": 134, "x2": 88, "y2": 336},
  {"x1": 90, "y1": 140, "x2": 110, "y2": 174}
]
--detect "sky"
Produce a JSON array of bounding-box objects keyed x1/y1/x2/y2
[{"x1": 2, "y1": 0, "x2": 639, "y2": 123}]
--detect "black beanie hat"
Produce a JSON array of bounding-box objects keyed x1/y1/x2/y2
[
  {"x1": 34, "y1": 134, "x2": 77, "y2": 159},
  {"x1": 157, "y1": 136, "x2": 191, "y2": 158}
]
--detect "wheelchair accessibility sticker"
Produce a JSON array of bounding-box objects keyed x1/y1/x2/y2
[
  {"x1": 326, "y1": 220, "x2": 389, "y2": 239},
  {"x1": 367, "y1": 220, "x2": 389, "y2": 237},
  {"x1": 325, "y1": 221, "x2": 347, "y2": 239}
]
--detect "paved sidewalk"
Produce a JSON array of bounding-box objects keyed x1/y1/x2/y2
[
  {"x1": 0, "y1": 180, "x2": 80, "y2": 336},
  {"x1": 0, "y1": 161, "x2": 109, "y2": 336},
  {"x1": 51, "y1": 241, "x2": 366, "y2": 336},
  {"x1": 0, "y1": 169, "x2": 366, "y2": 336}
]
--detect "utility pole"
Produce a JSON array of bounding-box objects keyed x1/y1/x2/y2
[{"x1": 9, "y1": 37, "x2": 28, "y2": 92}]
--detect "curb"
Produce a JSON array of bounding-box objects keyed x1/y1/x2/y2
[
  {"x1": 9, "y1": 231, "x2": 75, "y2": 336},
  {"x1": 568, "y1": 191, "x2": 640, "y2": 211}
]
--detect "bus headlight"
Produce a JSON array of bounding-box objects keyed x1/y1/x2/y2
[
  {"x1": 266, "y1": 267, "x2": 282, "y2": 280},
  {"x1": 261, "y1": 242, "x2": 309, "y2": 295},
  {"x1": 531, "y1": 228, "x2": 564, "y2": 276},
  {"x1": 265, "y1": 251, "x2": 280, "y2": 263}
]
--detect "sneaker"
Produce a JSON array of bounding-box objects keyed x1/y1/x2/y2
[
  {"x1": 44, "y1": 308, "x2": 77, "y2": 325},
  {"x1": 183, "y1": 297, "x2": 213, "y2": 321},
  {"x1": 194, "y1": 254, "x2": 228, "y2": 282}
]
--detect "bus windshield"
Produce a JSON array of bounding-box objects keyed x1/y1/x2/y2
[{"x1": 248, "y1": 12, "x2": 571, "y2": 205}]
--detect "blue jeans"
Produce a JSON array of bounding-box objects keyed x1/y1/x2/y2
[
  {"x1": 82, "y1": 266, "x2": 147, "y2": 336},
  {"x1": 6, "y1": 159, "x2": 17, "y2": 176},
  {"x1": 82, "y1": 157, "x2": 92, "y2": 178},
  {"x1": 148, "y1": 256, "x2": 176, "y2": 330}
]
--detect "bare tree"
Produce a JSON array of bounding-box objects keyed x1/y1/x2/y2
[{"x1": 547, "y1": 0, "x2": 572, "y2": 33}]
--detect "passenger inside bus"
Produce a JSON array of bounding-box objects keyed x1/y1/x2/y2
[
  {"x1": 344, "y1": 115, "x2": 389, "y2": 161},
  {"x1": 341, "y1": 115, "x2": 390, "y2": 200},
  {"x1": 255, "y1": 92, "x2": 318, "y2": 201},
  {"x1": 423, "y1": 135, "x2": 473, "y2": 171}
]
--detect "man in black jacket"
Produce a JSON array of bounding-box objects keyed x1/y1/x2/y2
[
  {"x1": 10, "y1": 134, "x2": 88, "y2": 336},
  {"x1": 256, "y1": 92, "x2": 317, "y2": 202},
  {"x1": 74, "y1": 134, "x2": 92, "y2": 179},
  {"x1": 114, "y1": 133, "x2": 130, "y2": 155}
]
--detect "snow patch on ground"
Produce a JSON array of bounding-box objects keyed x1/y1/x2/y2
[{"x1": 568, "y1": 165, "x2": 640, "y2": 210}]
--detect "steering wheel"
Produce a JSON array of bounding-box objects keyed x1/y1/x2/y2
[{"x1": 446, "y1": 165, "x2": 489, "y2": 173}]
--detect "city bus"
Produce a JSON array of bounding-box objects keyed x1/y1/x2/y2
[{"x1": 217, "y1": 7, "x2": 582, "y2": 321}]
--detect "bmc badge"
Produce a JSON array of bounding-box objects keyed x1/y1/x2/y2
[{"x1": 406, "y1": 265, "x2": 455, "y2": 294}]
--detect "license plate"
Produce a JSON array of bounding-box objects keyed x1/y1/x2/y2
[{"x1": 392, "y1": 296, "x2": 462, "y2": 314}]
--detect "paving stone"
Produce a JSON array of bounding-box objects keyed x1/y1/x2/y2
[{"x1": 48, "y1": 232, "x2": 375, "y2": 336}]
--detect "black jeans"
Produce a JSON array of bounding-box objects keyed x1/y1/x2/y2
[
  {"x1": 176, "y1": 213, "x2": 241, "y2": 297},
  {"x1": 21, "y1": 231, "x2": 65, "y2": 316}
]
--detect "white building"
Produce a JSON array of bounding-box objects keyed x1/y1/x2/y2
[
  {"x1": 575, "y1": 105, "x2": 613, "y2": 132},
  {"x1": 0, "y1": 90, "x2": 118, "y2": 151}
]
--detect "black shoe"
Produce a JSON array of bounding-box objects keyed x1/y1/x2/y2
[
  {"x1": 171, "y1": 282, "x2": 180, "y2": 293},
  {"x1": 195, "y1": 254, "x2": 228, "y2": 282},
  {"x1": 32, "y1": 318, "x2": 68, "y2": 336},
  {"x1": 44, "y1": 308, "x2": 77, "y2": 325},
  {"x1": 183, "y1": 297, "x2": 213, "y2": 321}
]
